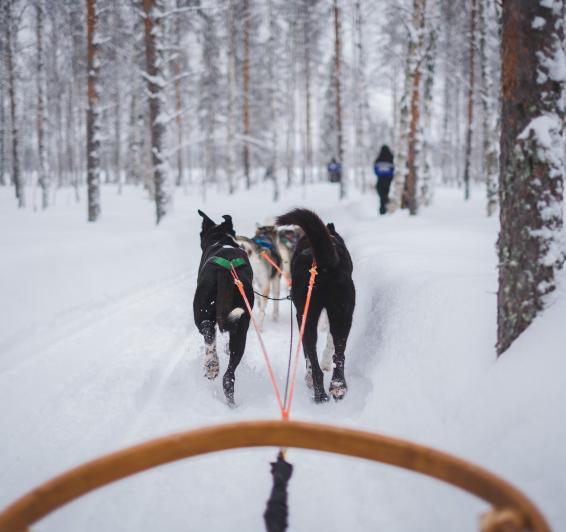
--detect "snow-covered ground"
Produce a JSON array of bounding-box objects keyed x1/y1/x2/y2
[{"x1": 0, "y1": 183, "x2": 565, "y2": 531}]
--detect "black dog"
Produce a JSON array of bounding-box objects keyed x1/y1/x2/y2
[
  {"x1": 194, "y1": 210, "x2": 254, "y2": 405},
  {"x1": 276, "y1": 208, "x2": 355, "y2": 403}
]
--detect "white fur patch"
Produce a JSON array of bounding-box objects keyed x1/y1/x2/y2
[{"x1": 227, "y1": 308, "x2": 245, "y2": 323}]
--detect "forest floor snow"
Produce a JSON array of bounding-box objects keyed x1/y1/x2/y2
[{"x1": 0, "y1": 183, "x2": 565, "y2": 531}]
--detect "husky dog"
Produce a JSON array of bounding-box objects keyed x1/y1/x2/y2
[
  {"x1": 276, "y1": 209, "x2": 355, "y2": 403},
  {"x1": 193, "y1": 210, "x2": 254, "y2": 405},
  {"x1": 236, "y1": 225, "x2": 282, "y2": 329}
]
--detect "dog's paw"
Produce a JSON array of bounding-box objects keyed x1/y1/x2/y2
[
  {"x1": 203, "y1": 357, "x2": 220, "y2": 380},
  {"x1": 329, "y1": 380, "x2": 347, "y2": 401},
  {"x1": 314, "y1": 390, "x2": 330, "y2": 404},
  {"x1": 223, "y1": 373, "x2": 235, "y2": 406}
]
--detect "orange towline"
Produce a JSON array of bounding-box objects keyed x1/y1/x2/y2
[{"x1": 260, "y1": 251, "x2": 292, "y2": 288}]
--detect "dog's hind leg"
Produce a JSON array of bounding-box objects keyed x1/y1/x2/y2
[
  {"x1": 326, "y1": 305, "x2": 353, "y2": 400},
  {"x1": 199, "y1": 320, "x2": 219, "y2": 380},
  {"x1": 271, "y1": 275, "x2": 281, "y2": 321},
  {"x1": 223, "y1": 315, "x2": 250, "y2": 406},
  {"x1": 300, "y1": 306, "x2": 328, "y2": 403}
]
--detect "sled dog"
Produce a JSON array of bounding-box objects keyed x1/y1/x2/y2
[
  {"x1": 236, "y1": 225, "x2": 283, "y2": 329},
  {"x1": 276, "y1": 209, "x2": 355, "y2": 403},
  {"x1": 193, "y1": 210, "x2": 254, "y2": 405}
]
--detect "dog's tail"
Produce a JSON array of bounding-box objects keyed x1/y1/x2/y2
[
  {"x1": 276, "y1": 208, "x2": 338, "y2": 269},
  {"x1": 216, "y1": 270, "x2": 245, "y2": 333}
]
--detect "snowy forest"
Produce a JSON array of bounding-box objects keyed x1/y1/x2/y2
[{"x1": 1, "y1": 0, "x2": 565, "y2": 531}]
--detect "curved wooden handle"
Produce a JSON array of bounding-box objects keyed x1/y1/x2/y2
[{"x1": 0, "y1": 420, "x2": 549, "y2": 531}]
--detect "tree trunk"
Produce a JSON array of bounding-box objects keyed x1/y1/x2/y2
[
  {"x1": 419, "y1": 17, "x2": 436, "y2": 207},
  {"x1": 463, "y1": 0, "x2": 477, "y2": 201},
  {"x1": 86, "y1": 0, "x2": 101, "y2": 221},
  {"x1": 173, "y1": 4, "x2": 184, "y2": 188},
  {"x1": 352, "y1": 0, "x2": 366, "y2": 190},
  {"x1": 497, "y1": 0, "x2": 565, "y2": 355},
  {"x1": 142, "y1": 0, "x2": 168, "y2": 224},
  {"x1": 285, "y1": 8, "x2": 297, "y2": 189},
  {"x1": 226, "y1": 0, "x2": 237, "y2": 195},
  {"x1": 0, "y1": 33, "x2": 5, "y2": 187},
  {"x1": 5, "y1": 0, "x2": 24, "y2": 208},
  {"x1": 302, "y1": 1, "x2": 312, "y2": 185},
  {"x1": 268, "y1": 0, "x2": 279, "y2": 202},
  {"x1": 405, "y1": 0, "x2": 426, "y2": 215},
  {"x1": 35, "y1": 0, "x2": 50, "y2": 209},
  {"x1": 333, "y1": 0, "x2": 345, "y2": 199},
  {"x1": 390, "y1": 31, "x2": 413, "y2": 212},
  {"x1": 479, "y1": 0, "x2": 498, "y2": 216},
  {"x1": 242, "y1": 0, "x2": 251, "y2": 189}
]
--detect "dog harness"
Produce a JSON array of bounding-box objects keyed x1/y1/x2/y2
[
  {"x1": 254, "y1": 237, "x2": 275, "y2": 251},
  {"x1": 211, "y1": 256, "x2": 247, "y2": 270}
]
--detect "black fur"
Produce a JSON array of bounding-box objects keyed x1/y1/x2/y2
[
  {"x1": 276, "y1": 209, "x2": 355, "y2": 403},
  {"x1": 193, "y1": 210, "x2": 254, "y2": 405}
]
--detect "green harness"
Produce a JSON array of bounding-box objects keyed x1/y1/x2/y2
[{"x1": 211, "y1": 256, "x2": 247, "y2": 270}]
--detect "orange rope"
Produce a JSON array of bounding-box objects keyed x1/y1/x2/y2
[
  {"x1": 260, "y1": 251, "x2": 292, "y2": 288},
  {"x1": 230, "y1": 267, "x2": 285, "y2": 415},
  {"x1": 230, "y1": 261, "x2": 317, "y2": 422},
  {"x1": 282, "y1": 262, "x2": 317, "y2": 419}
]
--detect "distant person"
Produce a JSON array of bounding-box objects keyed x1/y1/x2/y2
[
  {"x1": 327, "y1": 157, "x2": 342, "y2": 183},
  {"x1": 374, "y1": 145, "x2": 394, "y2": 215}
]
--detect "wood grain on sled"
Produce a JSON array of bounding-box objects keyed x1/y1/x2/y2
[{"x1": 0, "y1": 420, "x2": 549, "y2": 531}]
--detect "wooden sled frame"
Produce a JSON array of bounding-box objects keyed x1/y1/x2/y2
[{"x1": 0, "y1": 420, "x2": 549, "y2": 531}]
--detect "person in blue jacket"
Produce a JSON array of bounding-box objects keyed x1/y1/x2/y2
[
  {"x1": 327, "y1": 157, "x2": 342, "y2": 183},
  {"x1": 374, "y1": 145, "x2": 394, "y2": 215}
]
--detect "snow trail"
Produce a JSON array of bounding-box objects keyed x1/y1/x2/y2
[{"x1": 0, "y1": 184, "x2": 565, "y2": 531}]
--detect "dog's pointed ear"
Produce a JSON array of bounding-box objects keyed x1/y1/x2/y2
[
  {"x1": 327, "y1": 222, "x2": 336, "y2": 234},
  {"x1": 198, "y1": 209, "x2": 215, "y2": 230},
  {"x1": 221, "y1": 214, "x2": 236, "y2": 236}
]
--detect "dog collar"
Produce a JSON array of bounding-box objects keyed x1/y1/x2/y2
[{"x1": 211, "y1": 256, "x2": 247, "y2": 270}]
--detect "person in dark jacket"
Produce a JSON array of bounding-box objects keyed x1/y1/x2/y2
[
  {"x1": 374, "y1": 145, "x2": 394, "y2": 215},
  {"x1": 327, "y1": 157, "x2": 342, "y2": 183}
]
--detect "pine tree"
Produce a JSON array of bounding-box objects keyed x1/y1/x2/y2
[
  {"x1": 142, "y1": 0, "x2": 169, "y2": 224},
  {"x1": 497, "y1": 0, "x2": 565, "y2": 354}
]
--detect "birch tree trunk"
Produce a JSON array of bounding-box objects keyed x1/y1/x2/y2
[
  {"x1": 497, "y1": 0, "x2": 565, "y2": 355},
  {"x1": 352, "y1": 0, "x2": 366, "y2": 190},
  {"x1": 268, "y1": 0, "x2": 279, "y2": 202},
  {"x1": 302, "y1": 1, "x2": 313, "y2": 185},
  {"x1": 0, "y1": 34, "x2": 5, "y2": 187},
  {"x1": 405, "y1": 0, "x2": 426, "y2": 215},
  {"x1": 285, "y1": 8, "x2": 297, "y2": 189},
  {"x1": 479, "y1": 0, "x2": 499, "y2": 216},
  {"x1": 242, "y1": 0, "x2": 251, "y2": 189},
  {"x1": 463, "y1": 0, "x2": 477, "y2": 201},
  {"x1": 36, "y1": 0, "x2": 49, "y2": 209},
  {"x1": 142, "y1": 0, "x2": 168, "y2": 224},
  {"x1": 86, "y1": 0, "x2": 100, "y2": 221},
  {"x1": 390, "y1": 31, "x2": 413, "y2": 212},
  {"x1": 173, "y1": 3, "x2": 184, "y2": 188},
  {"x1": 419, "y1": 19, "x2": 436, "y2": 207},
  {"x1": 226, "y1": 0, "x2": 237, "y2": 195},
  {"x1": 5, "y1": 0, "x2": 24, "y2": 208},
  {"x1": 333, "y1": 0, "x2": 345, "y2": 199}
]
